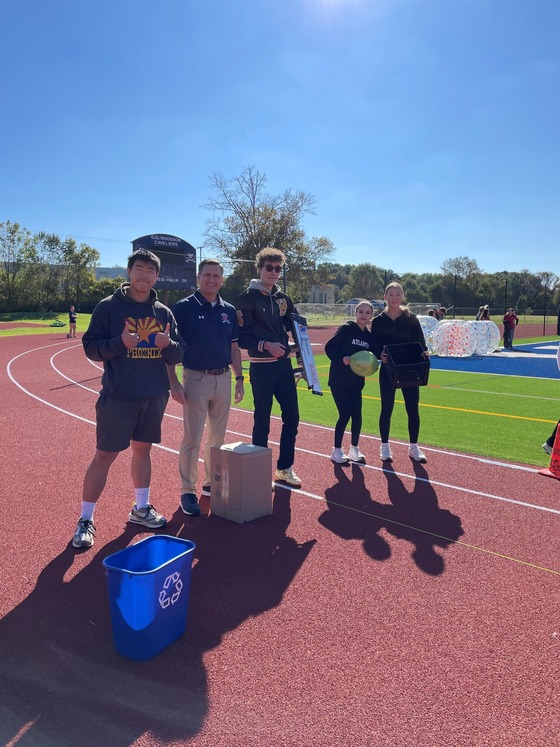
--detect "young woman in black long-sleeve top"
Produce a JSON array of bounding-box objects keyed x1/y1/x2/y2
[
  {"x1": 325, "y1": 301, "x2": 374, "y2": 464},
  {"x1": 370, "y1": 282, "x2": 429, "y2": 463}
]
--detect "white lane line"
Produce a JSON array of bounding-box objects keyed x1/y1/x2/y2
[
  {"x1": 7, "y1": 343, "x2": 179, "y2": 454},
  {"x1": 7, "y1": 342, "x2": 97, "y2": 427},
  {"x1": 431, "y1": 369, "x2": 559, "y2": 382},
  {"x1": 438, "y1": 387, "x2": 560, "y2": 402},
  {"x1": 8, "y1": 341, "x2": 540, "y2": 478},
  {"x1": 225, "y1": 407, "x2": 540, "y2": 474},
  {"x1": 267, "y1": 446, "x2": 560, "y2": 516},
  {"x1": 271, "y1": 470, "x2": 560, "y2": 517},
  {"x1": 7, "y1": 341, "x2": 557, "y2": 516}
]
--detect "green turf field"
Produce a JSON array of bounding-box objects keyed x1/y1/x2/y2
[
  {"x1": 3, "y1": 312, "x2": 558, "y2": 468},
  {"x1": 0, "y1": 312, "x2": 92, "y2": 336},
  {"x1": 235, "y1": 353, "x2": 559, "y2": 469}
]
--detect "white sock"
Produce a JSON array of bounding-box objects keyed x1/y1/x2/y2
[
  {"x1": 135, "y1": 487, "x2": 150, "y2": 510},
  {"x1": 80, "y1": 501, "x2": 96, "y2": 521}
]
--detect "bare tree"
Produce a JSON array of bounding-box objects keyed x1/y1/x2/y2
[
  {"x1": 441, "y1": 255, "x2": 484, "y2": 306},
  {"x1": 440, "y1": 256, "x2": 482, "y2": 279},
  {"x1": 203, "y1": 166, "x2": 333, "y2": 300},
  {"x1": 536, "y1": 271, "x2": 559, "y2": 292}
]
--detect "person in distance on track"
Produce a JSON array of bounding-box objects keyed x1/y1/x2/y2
[{"x1": 68, "y1": 305, "x2": 77, "y2": 338}]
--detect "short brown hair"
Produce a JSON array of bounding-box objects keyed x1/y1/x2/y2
[
  {"x1": 198, "y1": 258, "x2": 224, "y2": 275},
  {"x1": 255, "y1": 247, "x2": 285, "y2": 269}
]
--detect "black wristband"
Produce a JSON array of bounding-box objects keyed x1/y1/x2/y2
[{"x1": 235, "y1": 375, "x2": 244, "y2": 381}]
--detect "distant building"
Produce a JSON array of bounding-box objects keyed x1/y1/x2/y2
[
  {"x1": 95, "y1": 267, "x2": 126, "y2": 280},
  {"x1": 309, "y1": 284, "x2": 335, "y2": 304}
]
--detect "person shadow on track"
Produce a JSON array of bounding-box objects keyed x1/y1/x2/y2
[
  {"x1": 0, "y1": 489, "x2": 315, "y2": 747},
  {"x1": 319, "y1": 463, "x2": 392, "y2": 562},
  {"x1": 319, "y1": 462, "x2": 463, "y2": 576},
  {"x1": 0, "y1": 526, "x2": 207, "y2": 747},
  {"x1": 381, "y1": 462, "x2": 464, "y2": 575}
]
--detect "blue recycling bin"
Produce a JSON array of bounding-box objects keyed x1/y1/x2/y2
[{"x1": 103, "y1": 535, "x2": 196, "y2": 660}]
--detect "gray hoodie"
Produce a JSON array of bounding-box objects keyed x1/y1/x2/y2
[{"x1": 83, "y1": 283, "x2": 185, "y2": 399}]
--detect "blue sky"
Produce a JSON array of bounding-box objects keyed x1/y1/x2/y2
[{"x1": 1, "y1": 0, "x2": 558, "y2": 275}]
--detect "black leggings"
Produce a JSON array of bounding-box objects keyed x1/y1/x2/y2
[
  {"x1": 378, "y1": 366, "x2": 420, "y2": 443},
  {"x1": 331, "y1": 386, "x2": 363, "y2": 448}
]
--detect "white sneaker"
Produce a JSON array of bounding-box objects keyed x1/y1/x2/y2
[
  {"x1": 348, "y1": 446, "x2": 366, "y2": 463},
  {"x1": 72, "y1": 518, "x2": 95, "y2": 549},
  {"x1": 380, "y1": 443, "x2": 393, "y2": 462},
  {"x1": 409, "y1": 444, "x2": 427, "y2": 463},
  {"x1": 542, "y1": 442, "x2": 553, "y2": 456},
  {"x1": 274, "y1": 467, "x2": 302, "y2": 488},
  {"x1": 330, "y1": 447, "x2": 350, "y2": 464}
]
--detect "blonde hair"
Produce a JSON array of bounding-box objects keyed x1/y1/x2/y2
[{"x1": 383, "y1": 281, "x2": 410, "y2": 315}]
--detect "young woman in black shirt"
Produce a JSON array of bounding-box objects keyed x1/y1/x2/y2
[
  {"x1": 325, "y1": 301, "x2": 374, "y2": 464},
  {"x1": 371, "y1": 282, "x2": 429, "y2": 463}
]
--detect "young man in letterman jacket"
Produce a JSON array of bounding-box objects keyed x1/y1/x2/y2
[{"x1": 236, "y1": 247, "x2": 302, "y2": 488}]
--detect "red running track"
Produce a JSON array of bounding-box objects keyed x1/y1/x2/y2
[{"x1": 1, "y1": 333, "x2": 560, "y2": 747}]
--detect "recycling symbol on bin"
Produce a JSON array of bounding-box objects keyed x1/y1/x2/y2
[{"x1": 158, "y1": 571, "x2": 183, "y2": 609}]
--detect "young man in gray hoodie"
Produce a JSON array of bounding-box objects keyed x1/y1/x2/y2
[
  {"x1": 72, "y1": 249, "x2": 185, "y2": 549},
  {"x1": 236, "y1": 248, "x2": 301, "y2": 487}
]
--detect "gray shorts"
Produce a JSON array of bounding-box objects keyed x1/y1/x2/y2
[{"x1": 95, "y1": 393, "x2": 169, "y2": 452}]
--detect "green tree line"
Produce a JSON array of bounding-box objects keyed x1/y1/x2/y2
[
  {"x1": 306, "y1": 259, "x2": 559, "y2": 315},
  {"x1": 0, "y1": 221, "x2": 119, "y2": 313},
  {"x1": 2, "y1": 203, "x2": 558, "y2": 316}
]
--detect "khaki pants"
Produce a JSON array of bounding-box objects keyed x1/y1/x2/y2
[{"x1": 179, "y1": 368, "x2": 232, "y2": 493}]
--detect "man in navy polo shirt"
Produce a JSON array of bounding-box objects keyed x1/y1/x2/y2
[{"x1": 168, "y1": 259, "x2": 244, "y2": 516}]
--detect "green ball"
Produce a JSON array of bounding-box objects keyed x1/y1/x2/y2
[{"x1": 349, "y1": 350, "x2": 378, "y2": 377}]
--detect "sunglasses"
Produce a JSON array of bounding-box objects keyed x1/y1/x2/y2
[{"x1": 263, "y1": 264, "x2": 283, "y2": 273}]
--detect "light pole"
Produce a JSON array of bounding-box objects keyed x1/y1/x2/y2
[
  {"x1": 504, "y1": 272, "x2": 508, "y2": 315},
  {"x1": 453, "y1": 275, "x2": 457, "y2": 319}
]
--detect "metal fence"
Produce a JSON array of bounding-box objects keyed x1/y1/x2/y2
[{"x1": 296, "y1": 303, "x2": 557, "y2": 324}]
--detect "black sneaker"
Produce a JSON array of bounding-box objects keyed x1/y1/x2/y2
[
  {"x1": 201, "y1": 484, "x2": 211, "y2": 496},
  {"x1": 181, "y1": 493, "x2": 201, "y2": 516}
]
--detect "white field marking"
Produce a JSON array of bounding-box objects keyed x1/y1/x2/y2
[
  {"x1": 226, "y1": 405, "x2": 540, "y2": 473},
  {"x1": 437, "y1": 386, "x2": 560, "y2": 401},
  {"x1": 279, "y1": 484, "x2": 560, "y2": 518},
  {"x1": 429, "y1": 367, "x2": 559, "y2": 382},
  {"x1": 199, "y1": 397, "x2": 545, "y2": 474},
  {"x1": 50, "y1": 349, "x2": 102, "y2": 394},
  {"x1": 7, "y1": 341, "x2": 551, "y2": 513},
  {"x1": 7, "y1": 342, "x2": 179, "y2": 455},
  {"x1": 12, "y1": 341, "x2": 543, "y2": 474},
  {"x1": 7, "y1": 346, "x2": 560, "y2": 516},
  {"x1": 7, "y1": 342, "x2": 97, "y2": 427},
  {"x1": 505, "y1": 353, "x2": 559, "y2": 359},
  {"x1": 268, "y1": 445, "x2": 560, "y2": 517}
]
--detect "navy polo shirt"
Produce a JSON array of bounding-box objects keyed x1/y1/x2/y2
[{"x1": 172, "y1": 291, "x2": 239, "y2": 370}]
